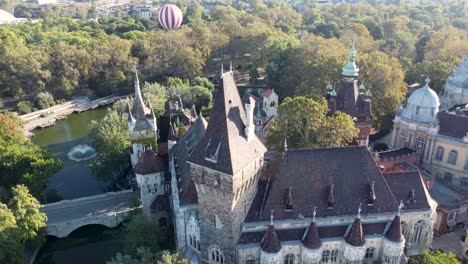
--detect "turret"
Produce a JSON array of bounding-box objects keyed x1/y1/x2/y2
[
  {"x1": 301, "y1": 207, "x2": 323, "y2": 263},
  {"x1": 343, "y1": 204, "x2": 366, "y2": 263},
  {"x1": 260, "y1": 211, "x2": 282, "y2": 263},
  {"x1": 381, "y1": 202, "x2": 405, "y2": 263}
]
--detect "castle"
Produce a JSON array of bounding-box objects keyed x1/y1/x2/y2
[{"x1": 127, "y1": 46, "x2": 437, "y2": 264}]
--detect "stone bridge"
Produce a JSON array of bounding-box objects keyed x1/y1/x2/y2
[{"x1": 41, "y1": 190, "x2": 140, "y2": 238}]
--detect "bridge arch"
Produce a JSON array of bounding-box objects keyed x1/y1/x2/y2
[{"x1": 46, "y1": 214, "x2": 125, "y2": 238}]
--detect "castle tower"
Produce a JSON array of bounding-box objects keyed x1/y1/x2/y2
[
  {"x1": 301, "y1": 207, "x2": 322, "y2": 263},
  {"x1": 187, "y1": 70, "x2": 267, "y2": 263},
  {"x1": 331, "y1": 40, "x2": 372, "y2": 146},
  {"x1": 127, "y1": 67, "x2": 158, "y2": 166},
  {"x1": 382, "y1": 204, "x2": 405, "y2": 263},
  {"x1": 260, "y1": 212, "x2": 282, "y2": 263},
  {"x1": 343, "y1": 205, "x2": 366, "y2": 263}
]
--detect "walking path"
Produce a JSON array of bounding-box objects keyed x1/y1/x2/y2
[{"x1": 19, "y1": 95, "x2": 130, "y2": 134}]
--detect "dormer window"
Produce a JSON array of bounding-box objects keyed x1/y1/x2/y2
[
  {"x1": 285, "y1": 186, "x2": 293, "y2": 211},
  {"x1": 327, "y1": 184, "x2": 335, "y2": 209}
]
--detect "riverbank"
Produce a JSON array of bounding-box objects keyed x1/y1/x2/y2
[{"x1": 20, "y1": 94, "x2": 130, "y2": 136}]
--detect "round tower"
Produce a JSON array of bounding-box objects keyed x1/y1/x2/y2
[
  {"x1": 301, "y1": 207, "x2": 323, "y2": 264},
  {"x1": 343, "y1": 205, "x2": 366, "y2": 263},
  {"x1": 260, "y1": 212, "x2": 282, "y2": 264}
]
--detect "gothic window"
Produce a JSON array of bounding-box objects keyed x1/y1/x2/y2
[
  {"x1": 270, "y1": 101, "x2": 275, "y2": 107},
  {"x1": 411, "y1": 220, "x2": 425, "y2": 243},
  {"x1": 322, "y1": 250, "x2": 330, "y2": 263},
  {"x1": 448, "y1": 150, "x2": 458, "y2": 165},
  {"x1": 435, "y1": 146, "x2": 444, "y2": 161},
  {"x1": 147, "y1": 185, "x2": 151, "y2": 193},
  {"x1": 416, "y1": 107, "x2": 420, "y2": 115},
  {"x1": 153, "y1": 184, "x2": 158, "y2": 194},
  {"x1": 415, "y1": 136, "x2": 425, "y2": 154},
  {"x1": 383, "y1": 255, "x2": 391, "y2": 264},
  {"x1": 209, "y1": 246, "x2": 225, "y2": 264},
  {"x1": 330, "y1": 249, "x2": 339, "y2": 262},
  {"x1": 284, "y1": 254, "x2": 295, "y2": 264},
  {"x1": 365, "y1": 247, "x2": 375, "y2": 261},
  {"x1": 189, "y1": 236, "x2": 193, "y2": 246},
  {"x1": 399, "y1": 131, "x2": 408, "y2": 147},
  {"x1": 444, "y1": 173, "x2": 453, "y2": 185}
]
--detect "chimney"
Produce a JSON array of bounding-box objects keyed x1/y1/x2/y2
[{"x1": 244, "y1": 96, "x2": 256, "y2": 141}]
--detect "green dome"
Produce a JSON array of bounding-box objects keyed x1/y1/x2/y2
[{"x1": 342, "y1": 40, "x2": 359, "y2": 77}]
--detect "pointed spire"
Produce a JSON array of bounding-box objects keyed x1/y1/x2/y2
[
  {"x1": 132, "y1": 66, "x2": 151, "y2": 120},
  {"x1": 312, "y1": 206, "x2": 317, "y2": 222},
  {"x1": 357, "y1": 203, "x2": 362, "y2": 219},
  {"x1": 220, "y1": 63, "x2": 224, "y2": 79},
  {"x1": 359, "y1": 82, "x2": 366, "y2": 91},
  {"x1": 385, "y1": 204, "x2": 404, "y2": 243},
  {"x1": 127, "y1": 101, "x2": 135, "y2": 123},
  {"x1": 261, "y1": 211, "x2": 282, "y2": 253},
  {"x1": 342, "y1": 40, "x2": 359, "y2": 77},
  {"x1": 326, "y1": 83, "x2": 333, "y2": 91},
  {"x1": 330, "y1": 88, "x2": 337, "y2": 97},
  {"x1": 302, "y1": 206, "x2": 322, "y2": 249},
  {"x1": 284, "y1": 138, "x2": 288, "y2": 152},
  {"x1": 345, "y1": 204, "x2": 366, "y2": 246},
  {"x1": 229, "y1": 60, "x2": 233, "y2": 72},
  {"x1": 365, "y1": 89, "x2": 372, "y2": 97}
]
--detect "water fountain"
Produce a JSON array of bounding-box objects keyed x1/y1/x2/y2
[{"x1": 67, "y1": 144, "x2": 97, "y2": 162}]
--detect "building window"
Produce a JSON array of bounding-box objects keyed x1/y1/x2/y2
[
  {"x1": 435, "y1": 146, "x2": 444, "y2": 161},
  {"x1": 461, "y1": 178, "x2": 468, "y2": 188},
  {"x1": 444, "y1": 172, "x2": 453, "y2": 185},
  {"x1": 209, "y1": 246, "x2": 224, "y2": 264},
  {"x1": 415, "y1": 136, "x2": 425, "y2": 154},
  {"x1": 448, "y1": 212, "x2": 456, "y2": 221},
  {"x1": 464, "y1": 157, "x2": 468, "y2": 170},
  {"x1": 448, "y1": 150, "x2": 458, "y2": 165},
  {"x1": 330, "y1": 249, "x2": 339, "y2": 262},
  {"x1": 322, "y1": 250, "x2": 330, "y2": 263},
  {"x1": 365, "y1": 247, "x2": 375, "y2": 261},
  {"x1": 246, "y1": 256, "x2": 256, "y2": 264},
  {"x1": 284, "y1": 254, "x2": 294, "y2": 264},
  {"x1": 399, "y1": 131, "x2": 408, "y2": 147},
  {"x1": 411, "y1": 220, "x2": 425, "y2": 243}
]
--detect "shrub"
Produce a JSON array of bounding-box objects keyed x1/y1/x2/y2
[
  {"x1": 16, "y1": 101, "x2": 32, "y2": 114},
  {"x1": 35, "y1": 92, "x2": 55, "y2": 109}
]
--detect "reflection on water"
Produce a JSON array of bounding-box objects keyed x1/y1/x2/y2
[
  {"x1": 35, "y1": 225, "x2": 123, "y2": 264},
  {"x1": 32, "y1": 109, "x2": 108, "y2": 199}
]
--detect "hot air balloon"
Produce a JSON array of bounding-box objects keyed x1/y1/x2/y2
[{"x1": 158, "y1": 4, "x2": 183, "y2": 30}]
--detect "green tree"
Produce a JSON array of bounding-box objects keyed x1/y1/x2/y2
[
  {"x1": 410, "y1": 250, "x2": 460, "y2": 264},
  {"x1": 120, "y1": 213, "x2": 162, "y2": 254},
  {"x1": 8, "y1": 185, "x2": 47, "y2": 242},
  {"x1": 107, "y1": 248, "x2": 189, "y2": 264},
  {"x1": 0, "y1": 203, "x2": 23, "y2": 264},
  {"x1": 191, "y1": 76, "x2": 214, "y2": 91},
  {"x1": 266, "y1": 97, "x2": 358, "y2": 151},
  {"x1": 89, "y1": 110, "x2": 131, "y2": 180},
  {"x1": 142, "y1": 82, "x2": 168, "y2": 117}
]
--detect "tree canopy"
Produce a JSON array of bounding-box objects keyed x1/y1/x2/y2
[
  {"x1": 266, "y1": 97, "x2": 358, "y2": 151},
  {"x1": 410, "y1": 250, "x2": 460, "y2": 264}
]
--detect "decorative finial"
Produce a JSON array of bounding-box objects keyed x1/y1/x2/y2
[
  {"x1": 312, "y1": 206, "x2": 317, "y2": 222},
  {"x1": 284, "y1": 138, "x2": 288, "y2": 151},
  {"x1": 398, "y1": 200, "x2": 404, "y2": 216},
  {"x1": 357, "y1": 203, "x2": 362, "y2": 219},
  {"x1": 229, "y1": 60, "x2": 233, "y2": 72},
  {"x1": 220, "y1": 63, "x2": 224, "y2": 78},
  {"x1": 359, "y1": 82, "x2": 365, "y2": 91},
  {"x1": 425, "y1": 76, "x2": 431, "y2": 86},
  {"x1": 270, "y1": 210, "x2": 274, "y2": 225},
  {"x1": 326, "y1": 83, "x2": 332, "y2": 90}
]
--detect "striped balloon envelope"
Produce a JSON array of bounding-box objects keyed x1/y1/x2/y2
[{"x1": 158, "y1": 4, "x2": 183, "y2": 30}]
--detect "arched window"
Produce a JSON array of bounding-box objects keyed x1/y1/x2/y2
[
  {"x1": 284, "y1": 254, "x2": 294, "y2": 264},
  {"x1": 330, "y1": 249, "x2": 339, "y2": 262},
  {"x1": 365, "y1": 247, "x2": 375, "y2": 261},
  {"x1": 189, "y1": 235, "x2": 193, "y2": 246},
  {"x1": 415, "y1": 136, "x2": 425, "y2": 154},
  {"x1": 435, "y1": 146, "x2": 444, "y2": 161},
  {"x1": 270, "y1": 101, "x2": 275, "y2": 107},
  {"x1": 322, "y1": 250, "x2": 330, "y2": 263},
  {"x1": 209, "y1": 245, "x2": 225, "y2": 264},
  {"x1": 411, "y1": 220, "x2": 425, "y2": 243},
  {"x1": 448, "y1": 150, "x2": 458, "y2": 165}
]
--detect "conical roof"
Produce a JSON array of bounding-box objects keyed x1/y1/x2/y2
[
  {"x1": 385, "y1": 214, "x2": 404, "y2": 243},
  {"x1": 342, "y1": 40, "x2": 359, "y2": 77},
  {"x1": 132, "y1": 68, "x2": 151, "y2": 120},
  {"x1": 261, "y1": 224, "x2": 282, "y2": 253},
  {"x1": 345, "y1": 206, "x2": 365, "y2": 246},
  {"x1": 302, "y1": 209, "x2": 322, "y2": 249}
]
